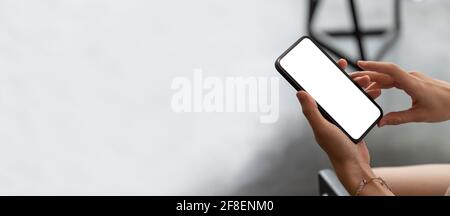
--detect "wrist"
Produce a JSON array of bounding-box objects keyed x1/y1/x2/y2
[
  {"x1": 331, "y1": 159, "x2": 394, "y2": 195},
  {"x1": 332, "y1": 159, "x2": 374, "y2": 180},
  {"x1": 331, "y1": 159, "x2": 375, "y2": 194}
]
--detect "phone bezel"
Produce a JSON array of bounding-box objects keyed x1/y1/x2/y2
[{"x1": 274, "y1": 36, "x2": 383, "y2": 143}]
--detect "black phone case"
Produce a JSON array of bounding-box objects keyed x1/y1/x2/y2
[{"x1": 274, "y1": 36, "x2": 383, "y2": 143}]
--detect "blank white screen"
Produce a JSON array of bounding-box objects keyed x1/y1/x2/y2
[{"x1": 279, "y1": 38, "x2": 380, "y2": 140}]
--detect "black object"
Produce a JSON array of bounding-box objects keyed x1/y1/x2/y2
[
  {"x1": 307, "y1": 0, "x2": 401, "y2": 69},
  {"x1": 275, "y1": 36, "x2": 382, "y2": 143}
]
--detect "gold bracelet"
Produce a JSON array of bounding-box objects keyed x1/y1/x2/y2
[{"x1": 354, "y1": 177, "x2": 392, "y2": 196}]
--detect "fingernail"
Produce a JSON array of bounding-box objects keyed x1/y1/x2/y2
[{"x1": 357, "y1": 60, "x2": 366, "y2": 66}]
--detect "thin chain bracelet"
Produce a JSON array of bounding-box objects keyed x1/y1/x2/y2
[{"x1": 354, "y1": 177, "x2": 392, "y2": 196}]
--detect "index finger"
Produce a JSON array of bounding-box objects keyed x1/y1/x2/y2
[
  {"x1": 357, "y1": 61, "x2": 416, "y2": 91},
  {"x1": 350, "y1": 71, "x2": 394, "y2": 89},
  {"x1": 357, "y1": 61, "x2": 406, "y2": 79}
]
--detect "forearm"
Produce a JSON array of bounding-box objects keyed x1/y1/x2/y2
[
  {"x1": 331, "y1": 160, "x2": 394, "y2": 196},
  {"x1": 374, "y1": 164, "x2": 450, "y2": 195}
]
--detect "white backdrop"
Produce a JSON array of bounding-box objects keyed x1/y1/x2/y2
[{"x1": 0, "y1": 0, "x2": 306, "y2": 195}]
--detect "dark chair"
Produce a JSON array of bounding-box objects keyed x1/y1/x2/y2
[
  {"x1": 318, "y1": 169, "x2": 349, "y2": 196},
  {"x1": 307, "y1": 0, "x2": 402, "y2": 69}
]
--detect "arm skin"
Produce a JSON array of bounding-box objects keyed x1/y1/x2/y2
[
  {"x1": 298, "y1": 59, "x2": 450, "y2": 195},
  {"x1": 374, "y1": 164, "x2": 450, "y2": 196}
]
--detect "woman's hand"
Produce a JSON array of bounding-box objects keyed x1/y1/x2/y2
[
  {"x1": 297, "y1": 91, "x2": 369, "y2": 165},
  {"x1": 352, "y1": 61, "x2": 450, "y2": 127},
  {"x1": 297, "y1": 90, "x2": 392, "y2": 195},
  {"x1": 296, "y1": 59, "x2": 393, "y2": 195}
]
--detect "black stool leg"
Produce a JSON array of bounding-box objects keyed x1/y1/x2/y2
[{"x1": 349, "y1": 0, "x2": 366, "y2": 60}]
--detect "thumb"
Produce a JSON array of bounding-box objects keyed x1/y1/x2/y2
[
  {"x1": 296, "y1": 91, "x2": 327, "y2": 129},
  {"x1": 378, "y1": 109, "x2": 420, "y2": 127}
]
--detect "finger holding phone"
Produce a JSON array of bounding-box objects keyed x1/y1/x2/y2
[{"x1": 352, "y1": 61, "x2": 450, "y2": 126}]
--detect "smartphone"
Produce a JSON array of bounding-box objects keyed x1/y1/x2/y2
[{"x1": 275, "y1": 36, "x2": 382, "y2": 143}]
